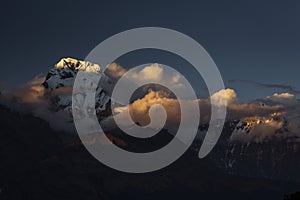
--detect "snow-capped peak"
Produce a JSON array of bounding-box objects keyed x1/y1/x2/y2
[
  {"x1": 55, "y1": 57, "x2": 101, "y2": 73},
  {"x1": 42, "y1": 57, "x2": 111, "y2": 119}
]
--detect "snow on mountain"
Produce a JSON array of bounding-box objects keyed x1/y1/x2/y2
[
  {"x1": 195, "y1": 108, "x2": 300, "y2": 182},
  {"x1": 230, "y1": 112, "x2": 290, "y2": 143},
  {"x1": 42, "y1": 58, "x2": 111, "y2": 119},
  {"x1": 32, "y1": 57, "x2": 300, "y2": 182},
  {"x1": 43, "y1": 57, "x2": 101, "y2": 90}
]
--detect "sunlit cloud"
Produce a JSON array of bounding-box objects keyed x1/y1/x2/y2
[
  {"x1": 1, "y1": 60, "x2": 300, "y2": 145},
  {"x1": 266, "y1": 92, "x2": 296, "y2": 105},
  {"x1": 210, "y1": 88, "x2": 237, "y2": 107}
]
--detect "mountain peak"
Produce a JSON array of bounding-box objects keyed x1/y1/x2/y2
[
  {"x1": 55, "y1": 57, "x2": 101, "y2": 73},
  {"x1": 42, "y1": 57, "x2": 111, "y2": 119}
]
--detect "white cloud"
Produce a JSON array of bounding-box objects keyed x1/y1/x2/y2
[
  {"x1": 210, "y1": 88, "x2": 237, "y2": 107},
  {"x1": 266, "y1": 92, "x2": 296, "y2": 105},
  {"x1": 0, "y1": 75, "x2": 75, "y2": 132},
  {"x1": 125, "y1": 64, "x2": 185, "y2": 90},
  {"x1": 139, "y1": 63, "x2": 163, "y2": 81}
]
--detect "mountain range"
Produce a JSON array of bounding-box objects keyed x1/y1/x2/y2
[{"x1": 0, "y1": 58, "x2": 299, "y2": 199}]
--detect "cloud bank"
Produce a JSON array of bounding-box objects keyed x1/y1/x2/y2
[
  {"x1": 1, "y1": 63, "x2": 300, "y2": 144},
  {"x1": 0, "y1": 75, "x2": 74, "y2": 132}
]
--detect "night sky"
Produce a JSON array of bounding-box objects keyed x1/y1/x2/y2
[{"x1": 1, "y1": 0, "x2": 299, "y2": 101}]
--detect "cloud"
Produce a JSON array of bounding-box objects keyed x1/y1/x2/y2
[
  {"x1": 228, "y1": 92, "x2": 300, "y2": 143},
  {"x1": 228, "y1": 79, "x2": 300, "y2": 94},
  {"x1": 113, "y1": 90, "x2": 181, "y2": 129},
  {"x1": 210, "y1": 88, "x2": 237, "y2": 107},
  {"x1": 105, "y1": 63, "x2": 186, "y2": 101},
  {"x1": 103, "y1": 63, "x2": 183, "y2": 99},
  {"x1": 113, "y1": 88, "x2": 235, "y2": 130},
  {"x1": 266, "y1": 93, "x2": 296, "y2": 105},
  {"x1": 138, "y1": 64, "x2": 163, "y2": 81},
  {"x1": 104, "y1": 63, "x2": 126, "y2": 80},
  {"x1": 125, "y1": 63, "x2": 185, "y2": 89},
  {"x1": 1, "y1": 61, "x2": 300, "y2": 145},
  {"x1": 112, "y1": 88, "x2": 300, "y2": 144},
  {"x1": 0, "y1": 75, "x2": 75, "y2": 132},
  {"x1": 227, "y1": 103, "x2": 284, "y2": 120},
  {"x1": 230, "y1": 118, "x2": 287, "y2": 143},
  {"x1": 0, "y1": 64, "x2": 181, "y2": 134},
  {"x1": 13, "y1": 75, "x2": 46, "y2": 104}
]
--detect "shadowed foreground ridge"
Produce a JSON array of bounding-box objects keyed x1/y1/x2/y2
[{"x1": 0, "y1": 104, "x2": 298, "y2": 200}]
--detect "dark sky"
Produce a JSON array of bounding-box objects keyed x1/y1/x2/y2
[{"x1": 0, "y1": 0, "x2": 299, "y2": 101}]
